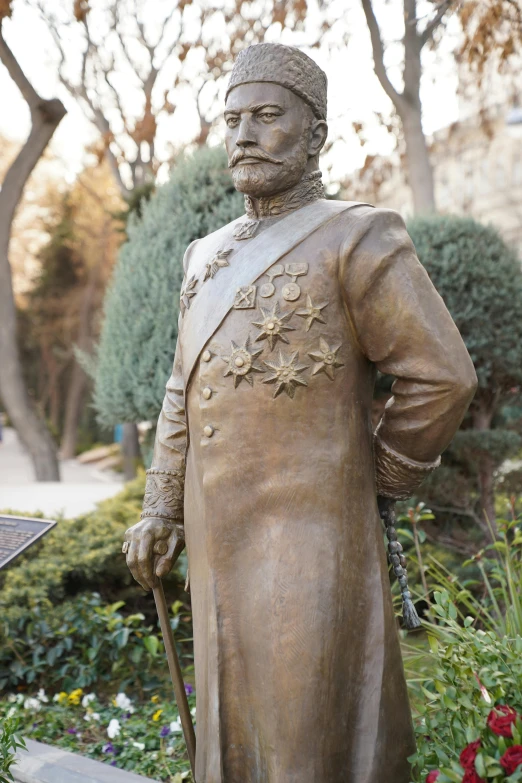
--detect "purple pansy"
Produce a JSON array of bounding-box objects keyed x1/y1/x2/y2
[
  {"x1": 103, "y1": 742, "x2": 115, "y2": 754},
  {"x1": 67, "y1": 728, "x2": 77, "y2": 735},
  {"x1": 184, "y1": 683, "x2": 194, "y2": 695},
  {"x1": 160, "y1": 725, "x2": 170, "y2": 738}
]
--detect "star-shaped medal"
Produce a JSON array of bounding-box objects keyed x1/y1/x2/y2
[
  {"x1": 295, "y1": 295, "x2": 328, "y2": 331},
  {"x1": 222, "y1": 336, "x2": 265, "y2": 388},
  {"x1": 262, "y1": 350, "x2": 309, "y2": 398},
  {"x1": 308, "y1": 338, "x2": 344, "y2": 380},
  {"x1": 203, "y1": 248, "x2": 233, "y2": 282},
  {"x1": 180, "y1": 275, "x2": 198, "y2": 314},
  {"x1": 252, "y1": 301, "x2": 295, "y2": 351}
]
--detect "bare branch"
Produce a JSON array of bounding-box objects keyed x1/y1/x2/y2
[
  {"x1": 360, "y1": 0, "x2": 404, "y2": 110},
  {"x1": 0, "y1": 19, "x2": 43, "y2": 112},
  {"x1": 420, "y1": 0, "x2": 455, "y2": 48}
]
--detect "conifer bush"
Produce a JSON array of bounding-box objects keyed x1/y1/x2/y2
[
  {"x1": 93, "y1": 146, "x2": 243, "y2": 426},
  {"x1": 407, "y1": 215, "x2": 522, "y2": 536}
]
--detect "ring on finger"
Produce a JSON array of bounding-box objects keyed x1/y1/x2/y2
[{"x1": 122, "y1": 541, "x2": 130, "y2": 554}]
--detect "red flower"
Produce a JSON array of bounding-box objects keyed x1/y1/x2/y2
[
  {"x1": 460, "y1": 740, "x2": 481, "y2": 770},
  {"x1": 462, "y1": 770, "x2": 484, "y2": 783},
  {"x1": 487, "y1": 705, "x2": 518, "y2": 738},
  {"x1": 426, "y1": 772, "x2": 440, "y2": 782},
  {"x1": 500, "y1": 745, "x2": 522, "y2": 776}
]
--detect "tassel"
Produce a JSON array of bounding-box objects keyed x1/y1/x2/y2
[
  {"x1": 378, "y1": 496, "x2": 422, "y2": 631},
  {"x1": 402, "y1": 595, "x2": 422, "y2": 630}
]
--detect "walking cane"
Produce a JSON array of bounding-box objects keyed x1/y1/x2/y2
[{"x1": 152, "y1": 579, "x2": 196, "y2": 776}]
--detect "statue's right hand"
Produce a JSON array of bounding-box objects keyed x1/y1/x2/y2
[{"x1": 124, "y1": 517, "x2": 185, "y2": 591}]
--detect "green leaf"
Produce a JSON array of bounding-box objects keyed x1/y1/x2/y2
[{"x1": 143, "y1": 635, "x2": 159, "y2": 657}]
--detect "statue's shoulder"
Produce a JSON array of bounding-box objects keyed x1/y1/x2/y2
[
  {"x1": 187, "y1": 215, "x2": 244, "y2": 263},
  {"x1": 322, "y1": 198, "x2": 375, "y2": 220}
]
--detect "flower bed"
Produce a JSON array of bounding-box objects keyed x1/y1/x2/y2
[{"x1": 0, "y1": 687, "x2": 195, "y2": 783}]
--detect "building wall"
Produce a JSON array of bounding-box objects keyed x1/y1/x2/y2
[{"x1": 348, "y1": 107, "x2": 522, "y2": 256}]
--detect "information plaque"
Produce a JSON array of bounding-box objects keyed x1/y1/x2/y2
[{"x1": 0, "y1": 515, "x2": 56, "y2": 570}]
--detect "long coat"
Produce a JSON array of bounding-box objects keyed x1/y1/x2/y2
[{"x1": 146, "y1": 201, "x2": 477, "y2": 783}]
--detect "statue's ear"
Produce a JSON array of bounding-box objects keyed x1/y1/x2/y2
[{"x1": 308, "y1": 119, "x2": 328, "y2": 158}]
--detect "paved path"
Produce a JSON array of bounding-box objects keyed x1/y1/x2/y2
[
  {"x1": 0, "y1": 428, "x2": 124, "y2": 518},
  {"x1": 15, "y1": 739, "x2": 158, "y2": 783}
]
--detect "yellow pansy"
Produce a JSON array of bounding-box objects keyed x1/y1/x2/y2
[
  {"x1": 68, "y1": 688, "x2": 84, "y2": 705},
  {"x1": 57, "y1": 692, "x2": 68, "y2": 705},
  {"x1": 152, "y1": 709, "x2": 163, "y2": 722},
  {"x1": 151, "y1": 695, "x2": 160, "y2": 704}
]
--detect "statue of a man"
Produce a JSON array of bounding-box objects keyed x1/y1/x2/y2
[{"x1": 124, "y1": 43, "x2": 477, "y2": 783}]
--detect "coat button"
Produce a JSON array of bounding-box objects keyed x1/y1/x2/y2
[
  {"x1": 202, "y1": 387, "x2": 212, "y2": 400},
  {"x1": 202, "y1": 350, "x2": 211, "y2": 362},
  {"x1": 203, "y1": 425, "x2": 214, "y2": 438}
]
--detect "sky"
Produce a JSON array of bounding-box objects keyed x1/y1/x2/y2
[{"x1": 0, "y1": 0, "x2": 461, "y2": 185}]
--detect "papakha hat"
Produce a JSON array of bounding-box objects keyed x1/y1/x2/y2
[{"x1": 226, "y1": 43, "x2": 328, "y2": 121}]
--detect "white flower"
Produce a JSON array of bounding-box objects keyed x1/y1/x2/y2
[
  {"x1": 24, "y1": 698, "x2": 41, "y2": 711},
  {"x1": 107, "y1": 719, "x2": 121, "y2": 739},
  {"x1": 53, "y1": 694, "x2": 61, "y2": 702},
  {"x1": 92, "y1": 712, "x2": 101, "y2": 722},
  {"x1": 37, "y1": 689, "x2": 48, "y2": 703},
  {"x1": 114, "y1": 693, "x2": 134, "y2": 713},
  {"x1": 7, "y1": 694, "x2": 17, "y2": 704},
  {"x1": 7, "y1": 707, "x2": 16, "y2": 718},
  {"x1": 16, "y1": 694, "x2": 24, "y2": 704},
  {"x1": 170, "y1": 718, "x2": 182, "y2": 733},
  {"x1": 81, "y1": 693, "x2": 96, "y2": 708},
  {"x1": 191, "y1": 707, "x2": 196, "y2": 717},
  {"x1": 83, "y1": 711, "x2": 101, "y2": 722},
  {"x1": 132, "y1": 742, "x2": 145, "y2": 751},
  {"x1": 165, "y1": 746, "x2": 174, "y2": 756}
]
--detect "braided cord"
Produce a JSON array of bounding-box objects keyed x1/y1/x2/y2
[{"x1": 378, "y1": 496, "x2": 421, "y2": 630}]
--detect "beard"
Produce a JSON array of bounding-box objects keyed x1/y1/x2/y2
[{"x1": 230, "y1": 134, "x2": 309, "y2": 198}]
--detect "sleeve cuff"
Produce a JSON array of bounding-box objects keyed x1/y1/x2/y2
[
  {"x1": 141, "y1": 467, "x2": 185, "y2": 522},
  {"x1": 374, "y1": 435, "x2": 440, "y2": 500}
]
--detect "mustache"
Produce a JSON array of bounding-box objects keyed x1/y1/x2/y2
[{"x1": 229, "y1": 150, "x2": 283, "y2": 168}]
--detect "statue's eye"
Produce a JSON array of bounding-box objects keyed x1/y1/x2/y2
[
  {"x1": 259, "y1": 113, "x2": 276, "y2": 122},
  {"x1": 226, "y1": 116, "x2": 239, "y2": 128}
]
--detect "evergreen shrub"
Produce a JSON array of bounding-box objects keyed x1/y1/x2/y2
[
  {"x1": 0, "y1": 475, "x2": 148, "y2": 621},
  {"x1": 0, "y1": 593, "x2": 192, "y2": 694},
  {"x1": 94, "y1": 146, "x2": 243, "y2": 426},
  {"x1": 407, "y1": 215, "x2": 522, "y2": 531}
]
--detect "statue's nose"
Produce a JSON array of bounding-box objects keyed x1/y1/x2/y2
[{"x1": 236, "y1": 117, "x2": 257, "y2": 148}]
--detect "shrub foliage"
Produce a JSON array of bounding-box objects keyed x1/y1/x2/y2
[
  {"x1": 93, "y1": 146, "x2": 243, "y2": 426},
  {"x1": 408, "y1": 215, "x2": 522, "y2": 535}
]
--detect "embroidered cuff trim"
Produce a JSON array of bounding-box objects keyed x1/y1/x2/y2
[
  {"x1": 374, "y1": 435, "x2": 440, "y2": 500},
  {"x1": 141, "y1": 465, "x2": 185, "y2": 522}
]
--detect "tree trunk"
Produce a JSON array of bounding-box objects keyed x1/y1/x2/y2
[
  {"x1": 122, "y1": 422, "x2": 141, "y2": 481},
  {"x1": 0, "y1": 24, "x2": 66, "y2": 480},
  {"x1": 60, "y1": 361, "x2": 88, "y2": 459},
  {"x1": 472, "y1": 406, "x2": 497, "y2": 541},
  {"x1": 60, "y1": 273, "x2": 98, "y2": 459},
  {"x1": 361, "y1": 0, "x2": 438, "y2": 214},
  {"x1": 401, "y1": 105, "x2": 436, "y2": 214}
]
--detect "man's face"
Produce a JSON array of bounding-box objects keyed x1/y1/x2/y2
[{"x1": 224, "y1": 82, "x2": 313, "y2": 198}]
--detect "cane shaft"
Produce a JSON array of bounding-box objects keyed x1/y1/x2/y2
[{"x1": 153, "y1": 580, "x2": 196, "y2": 775}]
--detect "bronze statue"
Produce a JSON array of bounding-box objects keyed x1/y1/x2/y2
[{"x1": 124, "y1": 43, "x2": 477, "y2": 783}]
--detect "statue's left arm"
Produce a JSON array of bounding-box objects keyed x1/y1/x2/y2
[{"x1": 340, "y1": 207, "x2": 478, "y2": 500}]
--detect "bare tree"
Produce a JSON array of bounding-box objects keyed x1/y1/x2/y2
[
  {"x1": 36, "y1": 0, "x2": 327, "y2": 198},
  {"x1": 360, "y1": 0, "x2": 522, "y2": 215},
  {"x1": 360, "y1": 0, "x2": 455, "y2": 214},
  {"x1": 0, "y1": 12, "x2": 65, "y2": 480}
]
